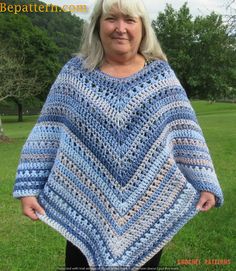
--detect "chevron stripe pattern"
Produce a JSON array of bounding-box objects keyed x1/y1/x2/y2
[{"x1": 13, "y1": 56, "x2": 224, "y2": 270}]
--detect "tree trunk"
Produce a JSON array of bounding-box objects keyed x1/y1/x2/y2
[
  {"x1": 17, "y1": 102, "x2": 23, "y2": 122},
  {"x1": 12, "y1": 98, "x2": 23, "y2": 122}
]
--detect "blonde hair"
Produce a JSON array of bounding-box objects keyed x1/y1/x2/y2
[{"x1": 77, "y1": 0, "x2": 167, "y2": 70}]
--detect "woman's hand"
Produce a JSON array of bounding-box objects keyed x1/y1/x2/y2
[
  {"x1": 20, "y1": 196, "x2": 45, "y2": 221},
  {"x1": 196, "y1": 191, "x2": 216, "y2": 212}
]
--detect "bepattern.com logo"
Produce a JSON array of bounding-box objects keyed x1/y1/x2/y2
[{"x1": 0, "y1": 2, "x2": 88, "y2": 14}]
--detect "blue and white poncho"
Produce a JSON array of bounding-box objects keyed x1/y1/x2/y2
[{"x1": 13, "y1": 56, "x2": 224, "y2": 270}]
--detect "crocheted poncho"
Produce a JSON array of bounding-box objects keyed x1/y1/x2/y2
[{"x1": 13, "y1": 56, "x2": 224, "y2": 270}]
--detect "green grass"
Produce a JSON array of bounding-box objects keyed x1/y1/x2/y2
[
  {"x1": 0, "y1": 116, "x2": 65, "y2": 271},
  {"x1": 0, "y1": 101, "x2": 235, "y2": 271}
]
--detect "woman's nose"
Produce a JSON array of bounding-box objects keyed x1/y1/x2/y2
[{"x1": 115, "y1": 19, "x2": 127, "y2": 33}]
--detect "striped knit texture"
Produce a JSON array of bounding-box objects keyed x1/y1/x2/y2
[{"x1": 13, "y1": 56, "x2": 224, "y2": 270}]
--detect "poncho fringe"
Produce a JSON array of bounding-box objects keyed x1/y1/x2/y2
[{"x1": 13, "y1": 56, "x2": 224, "y2": 270}]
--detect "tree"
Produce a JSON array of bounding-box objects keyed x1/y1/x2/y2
[
  {"x1": 0, "y1": 45, "x2": 42, "y2": 121},
  {"x1": 152, "y1": 3, "x2": 236, "y2": 100},
  {"x1": 152, "y1": 3, "x2": 194, "y2": 96},
  {"x1": 189, "y1": 13, "x2": 235, "y2": 99},
  {"x1": 0, "y1": 14, "x2": 61, "y2": 121},
  {"x1": 0, "y1": 0, "x2": 85, "y2": 136}
]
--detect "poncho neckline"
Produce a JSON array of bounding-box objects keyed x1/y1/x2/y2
[{"x1": 94, "y1": 59, "x2": 156, "y2": 81}]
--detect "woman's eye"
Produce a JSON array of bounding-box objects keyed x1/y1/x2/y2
[
  {"x1": 126, "y1": 18, "x2": 136, "y2": 23},
  {"x1": 106, "y1": 17, "x2": 115, "y2": 21}
]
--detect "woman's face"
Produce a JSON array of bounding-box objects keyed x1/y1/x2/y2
[{"x1": 99, "y1": 6, "x2": 143, "y2": 58}]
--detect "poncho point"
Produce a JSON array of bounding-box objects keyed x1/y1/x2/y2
[{"x1": 13, "y1": 56, "x2": 224, "y2": 270}]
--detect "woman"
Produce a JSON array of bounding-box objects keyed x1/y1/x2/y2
[{"x1": 13, "y1": 0, "x2": 224, "y2": 270}]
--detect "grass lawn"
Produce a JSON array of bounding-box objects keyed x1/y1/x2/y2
[{"x1": 0, "y1": 101, "x2": 235, "y2": 271}]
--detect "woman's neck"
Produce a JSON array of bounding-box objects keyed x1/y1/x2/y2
[
  {"x1": 104, "y1": 54, "x2": 145, "y2": 66},
  {"x1": 100, "y1": 54, "x2": 146, "y2": 78}
]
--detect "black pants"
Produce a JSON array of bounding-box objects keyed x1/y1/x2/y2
[{"x1": 65, "y1": 240, "x2": 163, "y2": 270}]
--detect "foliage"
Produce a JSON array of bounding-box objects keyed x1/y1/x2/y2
[
  {"x1": 4, "y1": 0, "x2": 85, "y2": 64},
  {"x1": 0, "y1": 0, "x2": 85, "y2": 127},
  {"x1": 190, "y1": 13, "x2": 235, "y2": 99},
  {"x1": 152, "y1": 3, "x2": 193, "y2": 94},
  {"x1": 0, "y1": 46, "x2": 40, "y2": 102},
  {"x1": 0, "y1": 13, "x2": 61, "y2": 101},
  {"x1": 152, "y1": 3, "x2": 236, "y2": 100}
]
